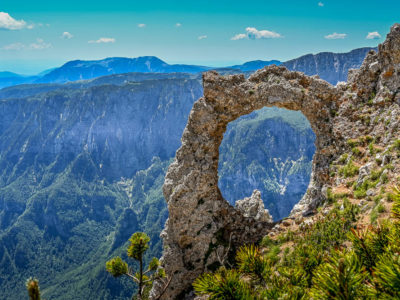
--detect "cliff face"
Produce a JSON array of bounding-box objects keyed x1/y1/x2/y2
[
  {"x1": 283, "y1": 47, "x2": 376, "y2": 85},
  {"x1": 0, "y1": 78, "x2": 201, "y2": 182},
  {"x1": 219, "y1": 107, "x2": 315, "y2": 220},
  {"x1": 0, "y1": 76, "x2": 202, "y2": 299},
  {"x1": 154, "y1": 24, "x2": 400, "y2": 299}
]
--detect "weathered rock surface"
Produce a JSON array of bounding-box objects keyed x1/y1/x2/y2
[
  {"x1": 153, "y1": 23, "x2": 400, "y2": 299},
  {"x1": 235, "y1": 190, "x2": 273, "y2": 223},
  {"x1": 356, "y1": 162, "x2": 374, "y2": 187}
]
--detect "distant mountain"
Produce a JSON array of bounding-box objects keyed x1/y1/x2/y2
[
  {"x1": 0, "y1": 72, "x2": 199, "y2": 99},
  {"x1": 0, "y1": 47, "x2": 377, "y2": 89},
  {"x1": 228, "y1": 60, "x2": 281, "y2": 71},
  {"x1": 283, "y1": 47, "x2": 376, "y2": 85},
  {"x1": 0, "y1": 75, "x2": 38, "y2": 89},
  {"x1": 33, "y1": 47, "x2": 378, "y2": 86},
  {"x1": 36, "y1": 56, "x2": 211, "y2": 83},
  {"x1": 0, "y1": 71, "x2": 22, "y2": 78},
  {"x1": 37, "y1": 67, "x2": 57, "y2": 76}
]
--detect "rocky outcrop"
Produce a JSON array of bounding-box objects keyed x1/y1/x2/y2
[
  {"x1": 154, "y1": 51, "x2": 339, "y2": 300},
  {"x1": 235, "y1": 190, "x2": 273, "y2": 223},
  {"x1": 153, "y1": 24, "x2": 400, "y2": 299}
]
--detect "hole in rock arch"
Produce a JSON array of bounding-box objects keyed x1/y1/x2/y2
[{"x1": 218, "y1": 107, "x2": 316, "y2": 221}]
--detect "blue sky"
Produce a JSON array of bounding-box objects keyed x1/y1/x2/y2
[{"x1": 0, "y1": 0, "x2": 399, "y2": 74}]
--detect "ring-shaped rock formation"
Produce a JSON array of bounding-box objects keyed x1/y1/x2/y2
[{"x1": 153, "y1": 65, "x2": 341, "y2": 299}]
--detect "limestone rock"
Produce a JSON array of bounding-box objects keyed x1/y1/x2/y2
[
  {"x1": 235, "y1": 190, "x2": 273, "y2": 223},
  {"x1": 152, "y1": 62, "x2": 338, "y2": 298},
  {"x1": 356, "y1": 162, "x2": 374, "y2": 187},
  {"x1": 382, "y1": 154, "x2": 392, "y2": 166}
]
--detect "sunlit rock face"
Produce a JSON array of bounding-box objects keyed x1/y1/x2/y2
[{"x1": 153, "y1": 24, "x2": 400, "y2": 299}]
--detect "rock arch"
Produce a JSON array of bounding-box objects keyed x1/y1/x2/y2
[
  {"x1": 153, "y1": 65, "x2": 341, "y2": 299},
  {"x1": 149, "y1": 23, "x2": 400, "y2": 299}
]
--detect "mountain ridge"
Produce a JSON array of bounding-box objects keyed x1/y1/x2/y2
[
  {"x1": 0, "y1": 71, "x2": 22, "y2": 78},
  {"x1": 0, "y1": 46, "x2": 376, "y2": 89},
  {"x1": 283, "y1": 46, "x2": 377, "y2": 84}
]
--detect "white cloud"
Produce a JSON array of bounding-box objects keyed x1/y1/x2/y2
[
  {"x1": 176, "y1": 23, "x2": 182, "y2": 27},
  {"x1": 231, "y1": 33, "x2": 247, "y2": 40},
  {"x1": 61, "y1": 31, "x2": 73, "y2": 39},
  {"x1": 366, "y1": 31, "x2": 381, "y2": 40},
  {"x1": 1, "y1": 42, "x2": 25, "y2": 50},
  {"x1": 231, "y1": 27, "x2": 282, "y2": 40},
  {"x1": 247, "y1": 27, "x2": 281, "y2": 39},
  {"x1": 198, "y1": 35, "x2": 207, "y2": 40},
  {"x1": 318, "y1": 2, "x2": 324, "y2": 7},
  {"x1": 0, "y1": 12, "x2": 29, "y2": 30},
  {"x1": 325, "y1": 32, "x2": 347, "y2": 39},
  {"x1": 138, "y1": 23, "x2": 146, "y2": 28},
  {"x1": 88, "y1": 37, "x2": 116, "y2": 44},
  {"x1": 29, "y1": 38, "x2": 52, "y2": 50}
]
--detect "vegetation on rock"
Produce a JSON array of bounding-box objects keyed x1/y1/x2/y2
[{"x1": 194, "y1": 186, "x2": 400, "y2": 299}]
